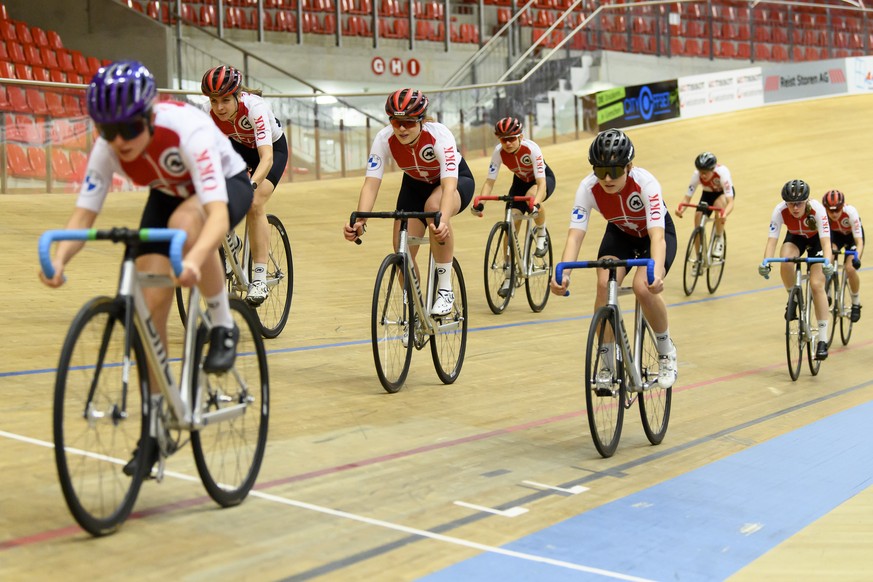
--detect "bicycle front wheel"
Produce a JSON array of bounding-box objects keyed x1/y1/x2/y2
[
  {"x1": 525, "y1": 226, "x2": 552, "y2": 313},
  {"x1": 682, "y1": 227, "x2": 703, "y2": 296},
  {"x1": 637, "y1": 318, "x2": 672, "y2": 445},
  {"x1": 806, "y1": 283, "x2": 821, "y2": 376},
  {"x1": 251, "y1": 214, "x2": 293, "y2": 339},
  {"x1": 840, "y1": 273, "x2": 854, "y2": 345},
  {"x1": 585, "y1": 307, "x2": 625, "y2": 458},
  {"x1": 826, "y1": 271, "x2": 840, "y2": 347},
  {"x1": 706, "y1": 230, "x2": 726, "y2": 293},
  {"x1": 191, "y1": 298, "x2": 269, "y2": 507},
  {"x1": 372, "y1": 254, "x2": 413, "y2": 393},
  {"x1": 431, "y1": 258, "x2": 468, "y2": 384},
  {"x1": 483, "y1": 222, "x2": 514, "y2": 314},
  {"x1": 786, "y1": 288, "x2": 803, "y2": 381},
  {"x1": 54, "y1": 297, "x2": 151, "y2": 536}
]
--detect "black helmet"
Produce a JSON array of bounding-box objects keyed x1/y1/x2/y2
[
  {"x1": 694, "y1": 152, "x2": 717, "y2": 171},
  {"x1": 781, "y1": 179, "x2": 810, "y2": 203},
  {"x1": 588, "y1": 129, "x2": 635, "y2": 167}
]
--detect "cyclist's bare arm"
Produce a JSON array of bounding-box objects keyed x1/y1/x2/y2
[
  {"x1": 345, "y1": 177, "x2": 382, "y2": 240},
  {"x1": 551, "y1": 228, "x2": 587, "y2": 293}
]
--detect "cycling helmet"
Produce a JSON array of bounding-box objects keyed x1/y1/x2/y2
[
  {"x1": 86, "y1": 60, "x2": 156, "y2": 124},
  {"x1": 781, "y1": 179, "x2": 810, "y2": 202},
  {"x1": 201, "y1": 65, "x2": 242, "y2": 97},
  {"x1": 588, "y1": 129, "x2": 635, "y2": 167},
  {"x1": 385, "y1": 88, "x2": 429, "y2": 119},
  {"x1": 822, "y1": 189, "x2": 845, "y2": 211},
  {"x1": 694, "y1": 152, "x2": 717, "y2": 171},
  {"x1": 494, "y1": 116, "x2": 523, "y2": 137}
]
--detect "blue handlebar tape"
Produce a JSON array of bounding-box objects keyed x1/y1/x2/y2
[
  {"x1": 555, "y1": 258, "x2": 656, "y2": 291},
  {"x1": 762, "y1": 257, "x2": 829, "y2": 267}
]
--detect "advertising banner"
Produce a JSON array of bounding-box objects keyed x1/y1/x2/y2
[
  {"x1": 761, "y1": 59, "x2": 847, "y2": 103},
  {"x1": 678, "y1": 67, "x2": 763, "y2": 119},
  {"x1": 596, "y1": 80, "x2": 680, "y2": 130},
  {"x1": 845, "y1": 56, "x2": 873, "y2": 93}
]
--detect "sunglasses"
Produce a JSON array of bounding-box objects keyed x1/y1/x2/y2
[
  {"x1": 96, "y1": 118, "x2": 148, "y2": 141},
  {"x1": 389, "y1": 117, "x2": 421, "y2": 130},
  {"x1": 592, "y1": 165, "x2": 627, "y2": 180}
]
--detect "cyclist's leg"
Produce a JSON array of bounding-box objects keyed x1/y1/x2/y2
[
  {"x1": 779, "y1": 238, "x2": 802, "y2": 289},
  {"x1": 708, "y1": 191, "x2": 728, "y2": 237}
]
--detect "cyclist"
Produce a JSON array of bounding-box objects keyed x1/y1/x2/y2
[
  {"x1": 472, "y1": 116, "x2": 556, "y2": 298},
  {"x1": 675, "y1": 152, "x2": 734, "y2": 271},
  {"x1": 549, "y1": 129, "x2": 679, "y2": 389},
  {"x1": 343, "y1": 88, "x2": 475, "y2": 317},
  {"x1": 38, "y1": 61, "x2": 253, "y2": 473},
  {"x1": 823, "y1": 189, "x2": 864, "y2": 322},
  {"x1": 202, "y1": 64, "x2": 289, "y2": 306},
  {"x1": 758, "y1": 179, "x2": 834, "y2": 360}
]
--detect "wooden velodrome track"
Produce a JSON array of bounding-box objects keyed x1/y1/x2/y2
[{"x1": 2, "y1": 94, "x2": 873, "y2": 581}]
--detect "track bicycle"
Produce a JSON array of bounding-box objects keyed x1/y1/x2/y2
[
  {"x1": 761, "y1": 256, "x2": 829, "y2": 381},
  {"x1": 679, "y1": 201, "x2": 726, "y2": 295},
  {"x1": 350, "y1": 210, "x2": 468, "y2": 393},
  {"x1": 555, "y1": 258, "x2": 672, "y2": 458},
  {"x1": 472, "y1": 194, "x2": 552, "y2": 314},
  {"x1": 40, "y1": 227, "x2": 269, "y2": 536},
  {"x1": 826, "y1": 249, "x2": 859, "y2": 347},
  {"x1": 176, "y1": 214, "x2": 293, "y2": 338}
]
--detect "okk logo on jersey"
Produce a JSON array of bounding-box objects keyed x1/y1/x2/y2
[
  {"x1": 627, "y1": 193, "x2": 644, "y2": 212},
  {"x1": 160, "y1": 149, "x2": 187, "y2": 176},
  {"x1": 571, "y1": 206, "x2": 588, "y2": 223},
  {"x1": 239, "y1": 117, "x2": 254, "y2": 131},
  {"x1": 367, "y1": 154, "x2": 383, "y2": 171},
  {"x1": 521, "y1": 154, "x2": 533, "y2": 166},
  {"x1": 420, "y1": 145, "x2": 436, "y2": 162}
]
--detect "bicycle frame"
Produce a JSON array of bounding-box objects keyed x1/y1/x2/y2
[
  {"x1": 556, "y1": 258, "x2": 656, "y2": 393},
  {"x1": 679, "y1": 201, "x2": 725, "y2": 267},
  {"x1": 39, "y1": 229, "x2": 249, "y2": 432},
  {"x1": 474, "y1": 194, "x2": 537, "y2": 281}
]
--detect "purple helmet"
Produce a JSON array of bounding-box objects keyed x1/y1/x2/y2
[{"x1": 86, "y1": 60, "x2": 157, "y2": 124}]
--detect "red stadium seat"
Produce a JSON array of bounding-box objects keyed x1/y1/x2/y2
[
  {"x1": 51, "y1": 149, "x2": 77, "y2": 181},
  {"x1": 39, "y1": 46, "x2": 59, "y2": 70},
  {"x1": 6, "y1": 143, "x2": 39, "y2": 178},
  {"x1": 14, "y1": 21, "x2": 32, "y2": 45},
  {"x1": 45, "y1": 90, "x2": 66, "y2": 117},
  {"x1": 27, "y1": 146, "x2": 48, "y2": 179},
  {"x1": 46, "y1": 30, "x2": 63, "y2": 50}
]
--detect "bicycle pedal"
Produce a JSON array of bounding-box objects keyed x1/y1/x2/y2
[{"x1": 594, "y1": 387, "x2": 615, "y2": 397}]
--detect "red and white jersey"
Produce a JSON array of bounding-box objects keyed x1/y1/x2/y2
[
  {"x1": 827, "y1": 204, "x2": 863, "y2": 238},
  {"x1": 570, "y1": 167, "x2": 667, "y2": 238},
  {"x1": 687, "y1": 164, "x2": 734, "y2": 198},
  {"x1": 486, "y1": 139, "x2": 546, "y2": 183},
  {"x1": 365, "y1": 122, "x2": 461, "y2": 185},
  {"x1": 768, "y1": 199, "x2": 830, "y2": 239},
  {"x1": 209, "y1": 92, "x2": 283, "y2": 149},
  {"x1": 77, "y1": 101, "x2": 248, "y2": 212}
]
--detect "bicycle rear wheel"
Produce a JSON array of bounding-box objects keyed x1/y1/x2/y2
[
  {"x1": 191, "y1": 298, "x2": 269, "y2": 507},
  {"x1": 525, "y1": 226, "x2": 552, "y2": 313},
  {"x1": 637, "y1": 318, "x2": 672, "y2": 445},
  {"x1": 840, "y1": 273, "x2": 854, "y2": 345},
  {"x1": 682, "y1": 227, "x2": 703, "y2": 296},
  {"x1": 251, "y1": 214, "x2": 293, "y2": 339},
  {"x1": 786, "y1": 288, "x2": 803, "y2": 381},
  {"x1": 54, "y1": 297, "x2": 151, "y2": 536},
  {"x1": 431, "y1": 258, "x2": 468, "y2": 384},
  {"x1": 483, "y1": 222, "x2": 514, "y2": 314},
  {"x1": 706, "y1": 230, "x2": 726, "y2": 293},
  {"x1": 372, "y1": 254, "x2": 413, "y2": 393},
  {"x1": 826, "y1": 271, "x2": 840, "y2": 347},
  {"x1": 585, "y1": 307, "x2": 625, "y2": 458}
]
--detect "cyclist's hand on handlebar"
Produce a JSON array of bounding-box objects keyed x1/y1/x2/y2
[
  {"x1": 550, "y1": 274, "x2": 569, "y2": 296},
  {"x1": 530, "y1": 203, "x2": 541, "y2": 218},
  {"x1": 344, "y1": 220, "x2": 366, "y2": 242},
  {"x1": 758, "y1": 263, "x2": 771, "y2": 279},
  {"x1": 853, "y1": 258, "x2": 862, "y2": 270},
  {"x1": 470, "y1": 204, "x2": 484, "y2": 218},
  {"x1": 38, "y1": 259, "x2": 66, "y2": 288},
  {"x1": 675, "y1": 206, "x2": 684, "y2": 218},
  {"x1": 647, "y1": 275, "x2": 665, "y2": 295},
  {"x1": 822, "y1": 262, "x2": 835, "y2": 278},
  {"x1": 430, "y1": 218, "x2": 450, "y2": 242},
  {"x1": 177, "y1": 259, "x2": 201, "y2": 288}
]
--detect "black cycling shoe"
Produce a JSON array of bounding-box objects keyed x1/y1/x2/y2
[
  {"x1": 815, "y1": 340, "x2": 829, "y2": 361},
  {"x1": 203, "y1": 325, "x2": 239, "y2": 374},
  {"x1": 784, "y1": 304, "x2": 798, "y2": 321},
  {"x1": 122, "y1": 437, "x2": 159, "y2": 478},
  {"x1": 851, "y1": 304, "x2": 862, "y2": 323}
]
